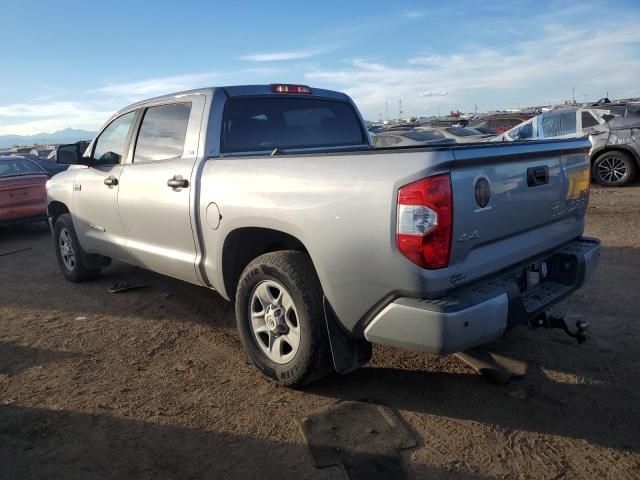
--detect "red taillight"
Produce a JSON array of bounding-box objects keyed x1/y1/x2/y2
[
  {"x1": 396, "y1": 174, "x2": 453, "y2": 269},
  {"x1": 271, "y1": 84, "x2": 312, "y2": 94}
]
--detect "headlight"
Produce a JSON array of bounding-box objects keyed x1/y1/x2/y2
[{"x1": 45, "y1": 179, "x2": 52, "y2": 190}]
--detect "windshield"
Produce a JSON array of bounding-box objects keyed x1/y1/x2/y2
[
  {"x1": 0, "y1": 158, "x2": 43, "y2": 177},
  {"x1": 446, "y1": 127, "x2": 482, "y2": 137},
  {"x1": 221, "y1": 97, "x2": 366, "y2": 152},
  {"x1": 403, "y1": 130, "x2": 445, "y2": 141}
]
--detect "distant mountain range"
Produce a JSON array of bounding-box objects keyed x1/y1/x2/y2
[{"x1": 0, "y1": 128, "x2": 96, "y2": 149}]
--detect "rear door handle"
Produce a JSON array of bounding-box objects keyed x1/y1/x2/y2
[
  {"x1": 527, "y1": 166, "x2": 549, "y2": 187},
  {"x1": 104, "y1": 175, "x2": 118, "y2": 186},
  {"x1": 167, "y1": 175, "x2": 189, "y2": 189}
]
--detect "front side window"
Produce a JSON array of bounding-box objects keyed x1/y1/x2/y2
[
  {"x1": 93, "y1": 111, "x2": 136, "y2": 165},
  {"x1": 221, "y1": 97, "x2": 366, "y2": 152},
  {"x1": 133, "y1": 103, "x2": 192, "y2": 163}
]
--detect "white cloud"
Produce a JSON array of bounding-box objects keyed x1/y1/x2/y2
[
  {"x1": 404, "y1": 11, "x2": 425, "y2": 19},
  {"x1": 419, "y1": 90, "x2": 448, "y2": 97},
  {"x1": 305, "y1": 19, "x2": 640, "y2": 118},
  {"x1": 239, "y1": 50, "x2": 322, "y2": 62},
  {"x1": 0, "y1": 101, "x2": 114, "y2": 135},
  {"x1": 91, "y1": 72, "x2": 219, "y2": 99}
]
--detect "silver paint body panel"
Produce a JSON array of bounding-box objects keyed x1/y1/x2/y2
[{"x1": 46, "y1": 85, "x2": 595, "y2": 346}]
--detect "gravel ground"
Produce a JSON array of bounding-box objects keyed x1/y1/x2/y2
[{"x1": 1, "y1": 184, "x2": 639, "y2": 479}]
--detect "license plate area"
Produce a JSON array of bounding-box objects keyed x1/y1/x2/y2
[{"x1": 516, "y1": 254, "x2": 578, "y2": 293}]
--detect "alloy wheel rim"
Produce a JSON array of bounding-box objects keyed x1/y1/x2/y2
[
  {"x1": 598, "y1": 156, "x2": 627, "y2": 183},
  {"x1": 249, "y1": 280, "x2": 300, "y2": 364},
  {"x1": 59, "y1": 228, "x2": 76, "y2": 271}
]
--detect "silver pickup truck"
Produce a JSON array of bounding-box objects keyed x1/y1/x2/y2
[{"x1": 47, "y1": 84, "x2": 600, "y2": 385}]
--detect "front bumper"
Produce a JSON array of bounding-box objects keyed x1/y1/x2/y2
[{"x1": 364, "y1": 237, "x2": 600, "y2": 353}]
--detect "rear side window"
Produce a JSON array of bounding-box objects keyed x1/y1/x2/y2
[
  {"x1": 539, "y1": 111, "x2": 577, "y2": 138},
  {"x1": 221, "y1": 98, "x2": 366, "y2": 152},
  {"x1": 134, "y1": 103, "x2": 191, "y2": 163},
  {"x1": 581, "y1": 112, "x2": 599, "y2": 128}
]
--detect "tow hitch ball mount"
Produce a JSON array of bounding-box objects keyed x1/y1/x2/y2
[{"x1": 530, "y1": 312, "x2": 589, "y2": 344}]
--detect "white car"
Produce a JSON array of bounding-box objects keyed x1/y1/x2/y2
[{"x1": 491, "y1": 107, "x2": 611, "y2": 142}]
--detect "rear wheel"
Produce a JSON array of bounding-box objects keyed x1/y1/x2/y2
[
  {"x1": 235, "y1": 250, "x2": 333, "y2": 386},
  {"x1": 592, "y1": 151, "x2": 637, "y2": 187},
  {"x1": 54, "y1": 214, "x2": 101, "y2": 282}
]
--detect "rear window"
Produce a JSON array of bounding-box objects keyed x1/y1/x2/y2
[
  {"x1": 221, "y1": 97, "x2": 366, "y2": 153},
  {"x1": 0, "y1": 158, "x2": 43, "y2": 177}
]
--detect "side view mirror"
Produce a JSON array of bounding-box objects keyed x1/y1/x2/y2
[{"x1": 57, "y1": 144, "x2": 83, "y2": 165}]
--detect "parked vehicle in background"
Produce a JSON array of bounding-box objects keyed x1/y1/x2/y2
[
  {"x1": 492, "y1": 108, "x2": 609, "y2": 142},
  {"x1": 470, "y1": 113, "x2": 533, "y2": 134},
  {"x1": 12, "y1": 153, "x2": 68, "y2": 176},
  {"x1": 0, "y1": 156, "x2": 48, "y2": 225},
  {"x1": 589, "y1": 102, "x2": 640, "y2": 187},
  {"x1": 470, "y1": 126, "x2": 499, "y2": 135},
  {"x1": 493, "y1": 107, "x2": 639, "y2": 186},
  {"x1": 417, "y1": 126, "x2": 495, "y2": 143},
  {"x1": 371, "y1": 129, "x2": 456, "y2": 148},
  {"x1": 46, "y1": 84, "x2": 599, "y2": 386}
]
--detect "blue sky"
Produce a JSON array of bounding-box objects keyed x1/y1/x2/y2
[{"x1": 1, "y1": 0, "x2": 639, "y2": 134}]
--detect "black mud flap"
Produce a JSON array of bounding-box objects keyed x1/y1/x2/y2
[{"x1": 323, "y1": 297, "x2": 372, "y2": 375}]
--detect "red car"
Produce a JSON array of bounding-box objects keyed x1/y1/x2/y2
[{"x1": 0, "y1": 156, "x2": 48, "y2": 225}]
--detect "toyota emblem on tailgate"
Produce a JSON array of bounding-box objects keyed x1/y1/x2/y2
[{"x1": 474, "y1": 175, "x2": 492, "y2": 209}]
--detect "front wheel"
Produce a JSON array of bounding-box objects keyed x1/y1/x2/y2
[
  {"x1": 54, "y1": 214, "x2": 101, "y2": 282},
  {"x1": 592, "y1": 151, "x2": 637, "y2": 187},
  {"x1": 235, "y1": 251, "x2": 333, "y2": 386}
]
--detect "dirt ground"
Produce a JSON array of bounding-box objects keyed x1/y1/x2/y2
[{"x1": 1, "y1": 185, "x2": 639, "y2": 480}]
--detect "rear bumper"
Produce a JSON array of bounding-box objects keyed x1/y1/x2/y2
[{"x1": 364, "y1": 236, "x2": 600, "y2": 353}]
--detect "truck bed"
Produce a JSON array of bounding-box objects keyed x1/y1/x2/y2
[{"x1": 199, "y1": 138, "x2": 592, "y2": 331}]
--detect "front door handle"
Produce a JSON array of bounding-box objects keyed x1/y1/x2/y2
[
  {"x1": 167, "y1": 175, "x2": 189, "y2": 189},
  {"x1": 104, "y1": 175, "x2": 118, "y2": 186}
]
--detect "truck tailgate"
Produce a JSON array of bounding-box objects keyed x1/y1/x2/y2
[{"x1": 449, "y1": 140, "x2": 591, "y2": 269}]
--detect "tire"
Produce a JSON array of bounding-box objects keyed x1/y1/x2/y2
[
  {"x1": 592, "y1": 151, "x2": 637, "y2": 187},
  {"x1": 54, "y1": 213, "x2": 101, "y2": 282},
  {"x1": 235, "y1": 250, "x2": 333, "y2": 386}
]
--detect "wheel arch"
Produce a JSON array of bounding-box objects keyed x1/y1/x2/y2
[
  {"x1": 221, "y1": 227, "x2": 311, "y2": 300},
  {"x1": 591, "y1": 145, "x2": 640, "y2": 168},
  {"x1": 47, "y1": 200, "x2": 70, "y2": 224}
]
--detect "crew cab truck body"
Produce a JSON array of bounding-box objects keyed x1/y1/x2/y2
[{"x1": 47, "y1": 84, "x2": 600, "y2": 385}]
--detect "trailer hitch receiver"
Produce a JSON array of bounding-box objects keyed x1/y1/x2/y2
[{"x1": 530, "y1": 312, "x2": 589, "y2": 344}]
